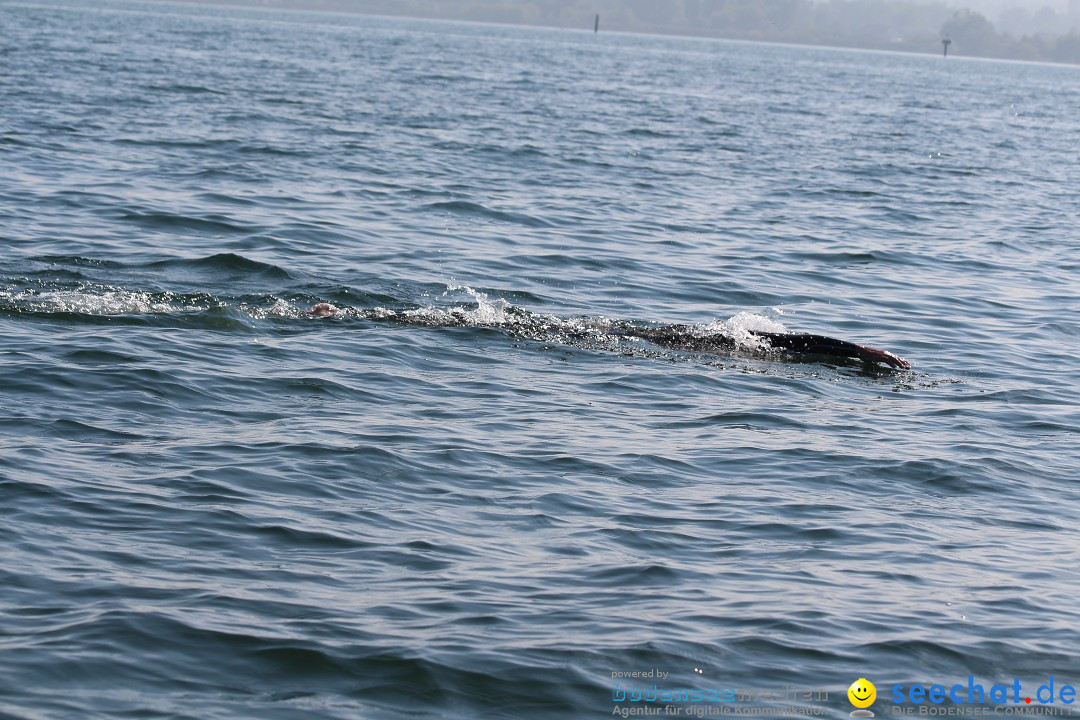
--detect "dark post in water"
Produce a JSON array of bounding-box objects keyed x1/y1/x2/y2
[
  {"x1": 594, "y1": 14, "x2": 599, "y2": 33},
  {"x1": 942, "y1": 37, "x2": 952, "y2": 56}
]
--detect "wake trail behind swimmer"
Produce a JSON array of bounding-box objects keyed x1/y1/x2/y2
[{"x1": 309, "y1": 302, "x2": 911, "y2": 369}]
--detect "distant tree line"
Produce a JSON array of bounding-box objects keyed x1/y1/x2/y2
[
  {"x1": 195, "y1": 0, "x2": 1080, "y2": 64},
  {"x1": 940, "y1": 9, "x2": 1080, "y2": 62}
]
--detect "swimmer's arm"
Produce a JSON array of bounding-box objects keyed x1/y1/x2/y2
[{"x1": 750, "y1": 331, "x2": 911, "y2": 369}]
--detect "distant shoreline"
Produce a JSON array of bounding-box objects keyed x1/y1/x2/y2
[{"x1": 129, "y1": 0, "x2": 1080, "y2": 67}]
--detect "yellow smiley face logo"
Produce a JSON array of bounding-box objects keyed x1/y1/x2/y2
[{"x1": 848, "y1": 678, "x2": 877, "y2": 709}]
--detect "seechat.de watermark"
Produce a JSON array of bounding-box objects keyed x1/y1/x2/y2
[
  {"x1": 888, "y1": 677, "x2": 1076, "y2": 716},
  {"x1": 608, "y1": 673, "x2": 1078, "y2": 718}
]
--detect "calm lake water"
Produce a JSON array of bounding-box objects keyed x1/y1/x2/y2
[{"x1": 1, "y1": 2, "x2": 1078, "y2": 718}]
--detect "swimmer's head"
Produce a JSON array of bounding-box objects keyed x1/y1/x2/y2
[{"x1": 310, "y1": 303, "x2": 338, "y2": 317}]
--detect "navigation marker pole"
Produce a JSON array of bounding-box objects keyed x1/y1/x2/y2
[
  {"x1": 595, "y1": 14, "x2": 599, "y2": 33},
  {"x1": 942, "y1": 37, "x2": 952, "y2": 56}
]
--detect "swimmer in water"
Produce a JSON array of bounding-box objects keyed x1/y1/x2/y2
[
  {"x1": 308, "y1": 302, "x2": 910, "y2": 369},
  {"x1": 628, "y1": 324, "x2": 910, "y2": 369}
]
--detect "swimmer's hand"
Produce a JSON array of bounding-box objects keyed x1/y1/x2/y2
[
  {"x1": 310, "y1": 303, "x2": 338, "y2": 317},
  {"x1": 853, "y1": 344, "x2": 911, "y2": 370}
]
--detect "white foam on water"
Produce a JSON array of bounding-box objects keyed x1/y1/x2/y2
[
  {"x1": 442, "y1": 284, "x2": 517, "y2": 325},
  {"x1": 244, "y1": 298, "x2": 299, "y2": 319},
  {"x1": 388, "y1": 284, "x2": 528, "y2": 328},
  {"x1": 698, "y1": 311, "x2": 788, "y2": 350},
  {"x1": 3, "y1": 287, "x2": 205, "y2": 315}
]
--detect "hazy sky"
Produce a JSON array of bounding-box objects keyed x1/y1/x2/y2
[{"x1": 950, "y1": 0, "x2": 1071, "y2": 9}]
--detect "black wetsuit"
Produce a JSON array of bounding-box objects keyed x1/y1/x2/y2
[{"x1": 621, "y1": 324, "x2": 907, "y2": 367}]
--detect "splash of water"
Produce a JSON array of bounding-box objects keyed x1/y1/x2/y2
[
  {"x1": 0, "y1": 286, "x2": 208, "y2": 315},
  {"x1": 700, "y1": 311, "x2": 788, "y2": 351}
]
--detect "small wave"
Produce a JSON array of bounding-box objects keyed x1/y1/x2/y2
[
  {"x1": 194, "y1": 192, "x2": 259, "y2": 207},
  {"x1": 624, "y1": 127, "x2": 676, "y2": 138},
  {"x1": 116, "y1": 137, "x2": 220, "y2": 149},
  {"x1": 143, "y1": 83, "x2": 225, "y2": 95},
  {"x1": 234, "y1": 143, "x2": 313, "y2": 157},
  {"x1": 787, "y1": 250, "x2": 881, "y2": 264},
  {"x1": 658, "y1": 411, "x2": 807, "y2": 430},
  {"x1": 29, "y1": 255, "x2": 126, "y2": 269},
  {"x1": 414, "y1": 72, "x2": 477, "y2": 83},
  {"x1": 116, "y1": 210, "x2": 254, "y2": 235},
  {"x1": 423, "y1": 200, "x2": 557, "y2": 228},
  {"x1": 49, "y1": 419, "x2": 156, "y2": 444},
  {"x1": 0, "y1": 133, "x2": 33, "y2": 147},
  {"x1": 146, "y1": 253, "x2": 292, "y2": 279}
]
